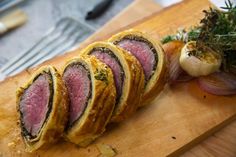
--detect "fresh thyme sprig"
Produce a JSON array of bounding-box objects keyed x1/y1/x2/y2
[
  {"x1": 161, "y1": 27, "x2": 200, "y2": 44},
  {"x1": 197, "y1": 0, "x2": 236, "y2": 72},
  {"x1": 161, "y1": 0, "x2": 236, "y2": 73}
]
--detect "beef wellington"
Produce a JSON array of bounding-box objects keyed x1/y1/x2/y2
[
  {"x1": 81, "y1": 42, "x2": 145, "y2": 122},
  {"x1": 109, "y1": 29, "x2": 167, "y2": 106},
  {"x1": 16, "y1": 66, "x2": 69, "y2": 152},
  {"x1": 62, "y1": 56, "x2": 116, "y2": 146}
]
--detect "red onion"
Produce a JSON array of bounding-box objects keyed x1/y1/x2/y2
[
  {"x1": 163, "y1": 41, "x2": 193, "y2": 84},
  {"x1": 168, "y1": 51, "x2": 182, "y2": 82},
  {"x1": 198, "y1": 72, "x2": 236, "y2": 95}
]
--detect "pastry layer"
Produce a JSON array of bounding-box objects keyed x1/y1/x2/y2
[
  {"x1": 81, "y1": 42, "x2": 145, "y2": 122},
  {"x1": 109, "y1": 29, "x2": 167, "y2": 106},
  {"x1": 63, "y1": 56, "x2": 116, "y2": 146},
  {"x1": 16, "y1": 66, "x2": 69, "y2": 152}
]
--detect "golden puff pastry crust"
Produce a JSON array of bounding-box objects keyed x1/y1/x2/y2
[
  {"x1": 109, "y1": 29, "x2": 168, "y2": 106},
  {"x1": 16, "y1": 66, "x2": 69, "y2": 152},
  {"x1": 80, "y1": 41, "x2": 145, "y2": 122},
  {"x1": 62, "y1": 56, "x2": 116, "y2": 146}
]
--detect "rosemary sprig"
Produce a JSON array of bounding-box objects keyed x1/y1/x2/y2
[
  {"x1": 161, "y1": 0, "x2": 236, "y2": 73},
  {"x1": 197, "y1": 0, "x2": 236, "y2": 72}
]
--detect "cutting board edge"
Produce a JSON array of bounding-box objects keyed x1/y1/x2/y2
[{"x1": 169, "y1": 112, "x2": 236, "y2": 156}]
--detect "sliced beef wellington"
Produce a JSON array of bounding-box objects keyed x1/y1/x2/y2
[
  {"x1": 109, "y1": 29, "x2": 167, "y2": 106},
  {"x1": 81, "y1": 42, "x2": 145, "y2": 122},
  {"x1": 16, "y1": 66, "x2": 69, "y2": 152},
  {"x1": 62, "y1": 56, "x2": 116, "y2": 146}
]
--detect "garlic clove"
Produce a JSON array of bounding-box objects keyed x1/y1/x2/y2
[{"x1": 179, "y1": 41, "x2": 221, "y2": 77}]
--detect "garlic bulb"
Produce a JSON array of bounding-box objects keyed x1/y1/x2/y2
[{"x1": 179, "y1": 41, "x2": 222, "y2": 77}]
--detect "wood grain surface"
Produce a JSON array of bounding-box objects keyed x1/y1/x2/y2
[
  {"x1": 83, "y1": 2, "x2": 236, "y2": 157},
  {"x1": 0, "y1": 0, "x2": 236, "y2": 157}
]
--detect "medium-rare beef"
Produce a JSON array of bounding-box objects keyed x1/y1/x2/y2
[
  {"x1": 63, "y1": 63, "x2": 91, "y2": 127},
  {"x1": 81, "y1": 42, "x2": 145, "y2": 122},
  {"x1": 91, "y1": 48, "x2": 124, "y2": 103},
  {"x1": 62, "y1": 56, "x2": 116, "y2": 146},
  {"x1": 19, "y1": 73, "x2": 51, "y2": 138},
  {"x1": 109, "y1": 29, "x2": 167, "y2": 106},
  {"x1": 118, "y1": 39, "x2": 156, "y2": 80},
  {"x1": 16, "y1": 66, "x2": 69, "y2": 152}
]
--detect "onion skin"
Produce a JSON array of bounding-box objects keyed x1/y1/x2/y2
[
  {"x1": 163, "y1": 40, "x2": 185, "y2": 60},
  {"x1": 198, "y1": 72, "x2": 236, "y2": 95},
  {"x1": 163, "y1": 40, "x2": 192, "y2": 83}
]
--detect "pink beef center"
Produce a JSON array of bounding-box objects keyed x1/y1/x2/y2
[
  {"x1": 117, "y1": 39, "x2": 155, "y2": 79},
  {"x1": 63, "y1": 65, "x2": 90, "y2": 125},
  {"x1": 91, "y1": 50, "x2": 123, "y2": 99},
  {"x1": 20, "y1": 74, "x2": 50, "y2": 137}
]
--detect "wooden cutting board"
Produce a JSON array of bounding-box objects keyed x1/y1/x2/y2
[
  {"x1": 90, "y1": 1, "x2": 236, "y2": 156},
  {"x1": 0, "y1": 0, "x2": 236, "y2": 157}
]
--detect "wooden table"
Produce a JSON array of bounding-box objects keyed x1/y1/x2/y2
[{"x1": 83, "y1": 0, "x2": 236, "y2": 156}]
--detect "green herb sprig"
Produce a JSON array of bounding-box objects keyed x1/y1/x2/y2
[
  {"x1": 161, "y1": 0, "x2": 236, "y2": 73},
  {"x1": 197, "y1": 0, "x2": 236, "y2": 72},
  {"x1": 94, "y1": 68, "x2": 109, "y2": 85},
  {"x1": 161, "y1": 27, "x2": 201, "y2": 44}
]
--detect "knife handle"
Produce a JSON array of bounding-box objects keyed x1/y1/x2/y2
[{"x1": 85, "y1": 0, "x2": 113, "y2": 20}]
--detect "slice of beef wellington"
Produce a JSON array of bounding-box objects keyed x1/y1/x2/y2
[
  {"x1": 62, "y1": 56, "x2": 116, "y2": 146},
  {"x1": 108, "y1": 29, "x2": 167, "y2": 106},
  {"x1": 80, "y1": 42, "x2": 145, "y2": 122},
  {"x1": 16, "y1": 66, "x2": 69, "y2": 152}
]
